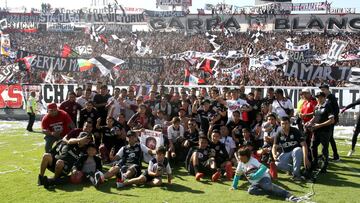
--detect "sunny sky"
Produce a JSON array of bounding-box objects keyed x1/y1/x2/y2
[{"x1": 2, "y1": 0, "x2": 360, "y2": 13}]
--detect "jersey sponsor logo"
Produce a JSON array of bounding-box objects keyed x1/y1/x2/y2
[{"x1": 50, "y1": 122, "x2": 64, "y2": 132}]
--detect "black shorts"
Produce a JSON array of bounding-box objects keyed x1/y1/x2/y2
[
  {"x1": 142, "y1": 170, "x2": 161, "y2": 182},
  {"x1": 46, "y1": 153, "x2": 74, "y2": 175},
  {"x1": 188, "y1": 159, "x2": 214, "y2": 176},
  {"x1": 116, "y1": 163, "x2": 141, "y2": 177}
]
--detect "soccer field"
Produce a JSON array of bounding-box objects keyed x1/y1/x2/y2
[{"x1": 0, "y1": 121, "x2": 360, "y2": 203}]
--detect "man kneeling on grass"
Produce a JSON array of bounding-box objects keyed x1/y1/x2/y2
[
  {"x1": 117, "y1": 146, "x2": 172, "y2": 188},
  {"x1": 100, "y1": 131, "x2": 155, "y2": 187},
  {"x1": 230, "y1": 148, "x2": 301, "y2": 202}
]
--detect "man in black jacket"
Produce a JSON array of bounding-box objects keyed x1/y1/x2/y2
[
  {"x1": 320, "y1": 84, "x2": 340, "y2": 161},
  {"x1": 341, "y1": 98, "x2": 360, "y2": 157}
]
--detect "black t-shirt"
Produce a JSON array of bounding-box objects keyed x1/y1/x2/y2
[
  {"x1": 144, "y1": 99, "x2": 158, "y2": 111},
  {"x1": 79, "y1": 108, "x2": 99, "y2": 129},
  {"x1": 100, "y1": 126, "x2": 115, "y2": 149},
  {"x1": 313, "y1": 101, "x2": 334, "y2": 132},
  {"x1": 327, "y1": 94, "x2": 339, "y2": 123},
  {"x1": 194, "y1": 147, "x2": 211, "y2": 165},
  {"x1": 93, "y1": 93, "x2": 111, "y2": 122},
  {"x1": 170, "y1": 100, "x2": 181, "y2": 117},
  {"x1": 196, "y1": 109, "x2": 216, "y2": 134},
  {"x1": 210, "y1": 141, "x2": 228, "y2": 163},
  {"x1": 226, "y1": 120, "x2": 249, "y2": 142},
  {"x1": 274, "y1": 127, "x2": 304, "y2": 153},
  {"x1": 184, "y1": 130, "x2": 199, "y2": 147}
]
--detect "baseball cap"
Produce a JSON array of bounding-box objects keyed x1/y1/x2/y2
[
  {"x1": 315, "y1": 92, "x2": 326, "y2": 98},
  {"x1": 319, "y1": 84, "x2": 329, "y2": 89},
  {"x1": 301, "y1": 88, "x2": 310, "y2": 94},
  {"x1": 201, "y1": 99, "x2": 211, "y2": 105},
  {"x1": 47, "y1": 103, "x2": 58, "y2": 110}
]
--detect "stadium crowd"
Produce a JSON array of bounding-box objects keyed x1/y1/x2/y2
[
  {"x1": 30, "y1": 81, "x2": 359, "y2": 202},
  {"x1": 3, "y1": 30, "x2": 359, "y2": 86}
]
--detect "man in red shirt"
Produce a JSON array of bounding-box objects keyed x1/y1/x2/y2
[
  {"x1": 42, "y1": 103, "x2": 75, "y2": 152},
  {"x1": 59, "y1": 92, "x2": 82, "y2": 124},
  {"x1": 299, "y1": 88, "x2": 317, "y2": 147}
]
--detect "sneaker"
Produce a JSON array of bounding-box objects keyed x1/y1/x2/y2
[
  {"x1": 37, "y1": 175, "x2": 46, "y2": 186},
  {"x1": 225, "y1": 163, "x2": 233, "y2": 181},
  {"x1": 116, "y1": 177, "x2": 124, "y2": 188},
  {"x1": 347, "y1": 150, "x2": 355, "y2": 157},
  {"x1": 211, "y1": 171, "x2": 221, "y2": 182},
  {"x1": 43, "y1": 177, "x2": 56, "y2": 189},
  {"x1": 332, "y1": 157, "x2": 340, "y2": 162},
  {"x1": 89, "y1": 175, "x2": 96, "y2": 186},
  {"x1": 286, "y1": 195, "x2": 301, "y2": 202},
  {"x1": 292, "y1": 175, "x2": 305, "y2": 182},
  {"x1": 94, "y1": 171, "x2": 104, "y2": 187},
  {"x1": 195, "y1": 172, "x2": 204, "y2": 181}
]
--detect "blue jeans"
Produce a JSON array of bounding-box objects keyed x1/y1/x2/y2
[
  {"x1": 44, "y1": 135, "x2": 61, "y2": 153},
  {"x1": 248, "y1": 176, "x2": 289, "y2": 198},
  {"x1": 276, "y1": 147, "x2": 303, "y2": 177}
]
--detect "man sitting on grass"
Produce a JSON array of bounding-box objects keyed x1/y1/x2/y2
[
  {"x1": 185, "y1": 135, "x2": 219, "y2": 182},
  {"x1": 117, "y1": 146, "x2": 172, "y2": 188},
  {"x1": 100, "y1": 131, "x2": 155, "y2": 187},
  {"x1": 38, "y1": 131, "x2": 93, "y2": 188},
  {"x1": 230, "y1": 147, "x2": 300, "y2": 202}
]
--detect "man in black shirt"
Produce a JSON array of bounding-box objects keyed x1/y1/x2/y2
[
  {"x1": 305, "y1": 92, "x2": 335, "y2": 173},
  {"x1": 78, "y1": 101, "x2": 98, "y2": 129},
  {"x1": 192, "y1": 99, "x2": 219, "y2": 135},
  {"x1": 320, "y1": 84, "x2": 340, "y2": 161},
  {"x1": 273, "y1": 117, "x2": 310, "y2": 180},
  {"x1": 93, "y1": 85, "x2": 111, "y2": 125}
]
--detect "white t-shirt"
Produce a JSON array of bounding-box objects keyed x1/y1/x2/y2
[
  {"x1": 235, "y1": 156, "x2": 270, "y2": 184},
  {"x1": 76, "y1": 96, "x2": 91, "y2": 108},
  {"x1": 220, "y1": 136, "x2": 236, "y2": 157},
  {"x1": 148, "y1": 158, "x2": 172, "y2": 177},
  {"x1": 110, "y1": 100, "x2": 122, "y2": 120},
  {"x1": 167, "y1": 125, "x2": 184, "y2": 143},
  {"x1": 226, "y1": 99, "x2": 249, "y2": 120},
  {"x1": 271, "y1": 98, "x2": 294, "y2": 118}
]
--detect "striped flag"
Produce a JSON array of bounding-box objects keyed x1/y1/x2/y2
[
  {"x1": 184, "y1": 68, "x2": 205, "y2": 86},
  {"x1": 89, "y1": 54, "x2": 124, "y2": 76},
  {"x1": 196, "y1": 58, "x2": 219, "y2": 75},
  {"x1": 90, "y1": 25, "x2": 105, "y2": 42},
  {"x1": 18, "y1": 55, "x2": 36, "y2": 71},
  {"x1": 61, "y1": 44, "x2": 79, "y2": 58},
  {"x1": 349, "y1": 67, "x2": 360, "y2": 84}
]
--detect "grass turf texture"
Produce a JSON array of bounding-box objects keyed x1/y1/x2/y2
[{"x1": 0, "y1": 126, "x2": 360, "y2": 203}]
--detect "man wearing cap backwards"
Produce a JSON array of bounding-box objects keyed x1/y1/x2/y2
[
  {"x1": 41, "y1": 103, "x2": 75, "y2": 153},
  {"x1": 101, "y1": 131, "x2": 155, "y2": 188},
  {"x1": 305, "y1": 92, "x2": 335, "y2": 173},
  {"x1": 320, "y1": 84, "x2": 340, "y2": 161},
  {"x1": 38, "y1": 122, "x2": 93, "y2": 188}
]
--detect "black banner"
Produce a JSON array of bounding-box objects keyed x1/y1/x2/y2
[
  {"x1": 121, "y1": 57, "x2": 164, "y2": 73},
  {"x1": 17, "y1": 50, "x2": 80, "y2": 72},
  {"x1": 144, "y1": 10, "x2": 186, "y2": 17},
  {"x1": 284, "y1": 61, "x2": 351, "y2": 81},
  {"x1": 288, "y1": 50, "x2": 315, "y2": 63}
]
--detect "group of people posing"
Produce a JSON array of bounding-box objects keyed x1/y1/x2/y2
[{"x1": 30, "y1": 83, "x2": 360, "y2": 202}]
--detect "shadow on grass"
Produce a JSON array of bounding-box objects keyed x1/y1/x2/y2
[
  {"x1": 315, "y1": 170, "x2": 360, "y2": 188},
  {"x1": 160, "y1": 182, "x2": 205, "y2": 194}
]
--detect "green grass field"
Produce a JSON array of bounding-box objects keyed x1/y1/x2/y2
[{"x1": 0, "y1": 122, "x2": 360, "y2": 203}]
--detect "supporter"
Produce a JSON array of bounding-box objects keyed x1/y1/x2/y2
[
  {"x1": 128, "y1": 104, "x2": 153, "y2": 130},
  {"x1": 230, "y1": 148, "x2": 300, "y2": 202},
  {"x1": 270, "y1": 89, "x2": 294, "y2": 118},
  {"x1": 299, "y1": 88, "x2": 317, "y2": 147},
  {"x1": 320, "y1": 84, "x2": 340, "y2": 161},
  {"x1": 272, "y1": 117, "x2": 310, "y2": 181},
  {"x1": 38, "y1": 131, "x2": 92, "y2": 188},
  {"x1": 59, "y1": 92, "x2": 82, "y2": 124},
  {"x1": 154, "y1": 96, "x2": 172, "y2": 120},
  {"x1": 117, "y1": 146, "x2": 172, "y2": 188},
  {"x1": 167, "y1": 117, "x2": 185, "y2": 160},
  {"x1": 78, "y1": 101, "x2": 98, "y2": 129},
  {"x1": 305, "y1": 92, "x2": 335, "y2": 173},
  {"x1": 41, "y1": 103, "x2": 74, "y2": 152},
  {"x1": 101, "y1": 131, "x2": 155, "y2": 187},
  {"x1": 76, "y1": 88, "x2": 93, "y2": 108},
  {"x1": 227, "y1": 110, "x2": 249, "y2": 146},
  {"x1": 94, "y1": 85, "x2": 111, "y2": 125}
]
